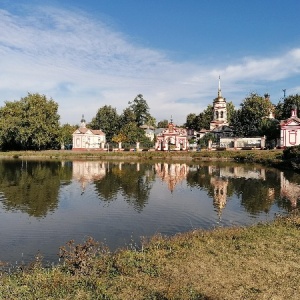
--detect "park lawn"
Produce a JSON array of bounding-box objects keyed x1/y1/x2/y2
[{"x1": 0, "y1": 212, "x2": 299, "y2": 299}]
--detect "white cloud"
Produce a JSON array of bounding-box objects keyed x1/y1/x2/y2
[{"x1": 0, "y1": 6, "x2": 300, "y2": 125}]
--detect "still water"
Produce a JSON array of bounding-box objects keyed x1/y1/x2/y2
[{"x1": 0, "y1": 159, "x2": 299, "y2": 265}]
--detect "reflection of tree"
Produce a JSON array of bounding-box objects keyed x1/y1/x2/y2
[
  {"x1": 232, "y1": 178, "x2": 276, "y2": 215},
  {"x1": 186, "y1": 163, "x2": 284, "y2": 215},
  {"x1": 94, "y1": 163, "x2": 155, "y2": 212},
  {"x1": 0, "y1": 160, "x2": 72, "y2": 217}
]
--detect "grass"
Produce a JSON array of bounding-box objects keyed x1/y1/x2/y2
[
  {"x1": 0, "y1": 212, "x2": 300, "y2": 299},
  {"x1": 0, "y1": 148, "x2": 284, "y2": 163}
]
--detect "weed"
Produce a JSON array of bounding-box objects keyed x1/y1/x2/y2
[{"x1": 59, "y1": 237, "x2": 105, "y2": 275}]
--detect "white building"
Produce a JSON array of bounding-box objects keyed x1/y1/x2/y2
[
  {"x1": 280, "y1": 105, "x2": 300, "y2": 148},
  {"x1": 72, "y1": 115, "x2": 106, "y2": 150}
]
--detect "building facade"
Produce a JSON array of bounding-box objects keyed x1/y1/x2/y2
[
  {"x1": 72, "y1": 115, "x2": 106, "y2": 150},
  {"x1": 155, "y1": 120, "x2": 189, "y2": 151},
  {"x1": 210, "y1": 77, "x2": 229, "y2": 130},
  {"x1": 280, "y1": 105, "x2": 300, "y2": 148}
]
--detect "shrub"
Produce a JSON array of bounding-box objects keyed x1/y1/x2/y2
[{"x1": 59, "y1": 237, "x2": 104, "y2": 275}]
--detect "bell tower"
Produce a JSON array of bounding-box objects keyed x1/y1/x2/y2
[{"x1": 210, "y1": 76, "x2": 229, "y2": 130}]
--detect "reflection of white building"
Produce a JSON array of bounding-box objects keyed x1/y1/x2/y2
[
  {"x1": 219, "y1": 166, "x2": 266, "y2": 180},
  {"x1": 155, "y1": 163, "x2": 188, "y2": 192},
  {"x1": 73, "y1": 161, "x2": 107, "y2": 192},
  {"x1": 280, "y1": 172, "x2": 300, "y2": 208}
]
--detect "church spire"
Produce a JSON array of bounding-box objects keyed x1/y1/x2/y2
[{"x1": 218, "y1": 76, "x2": 222, "y2": 98}]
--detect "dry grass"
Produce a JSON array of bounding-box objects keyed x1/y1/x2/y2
[{"x1": 0, "y1": 213, "x2": 299, "y2": 299}]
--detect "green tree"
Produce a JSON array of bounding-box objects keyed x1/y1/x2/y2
[
  {"x1": 198, "y1": 132, "x2": 216, "y2": 148},
  {"x1": 258, "y1": 118, "x2": 280, "y2": 142},
  {"x1": 275, "y1": 94, "x2": 300, "y2": 120},
  {"x1": 59, "y1": 123, "x2": 76, "y2": 149},
  {"x1": 128, "y1": 94, "x2": 151, "y2": 126},
  {"x1": 0, "y1": 93, "x2": 60, "y2": 150},
  {"x1": 119, "y1": 107, "x2": 136, "y2": 128},
  {"x1": 185, "y1": 113, "x2": 197, "y2": 129},
  {"x1": 157, "y1": 119, "x2": 169, "y2": 128},
  {"x1": 226, "y1": 101, "x2": 236, "y2": 124},
  {"x1": 89, "y1": 105, "x2": 120, "y2": 142},
  {"x1": 230, "y1": 93, "x2": 274, "y2": 137},
  {"x1": 196, "y1": 105, "x2": 213, "y2": 130},
  {"x1": 119, "y1": 122, "x2": 147, "y2": 144}
]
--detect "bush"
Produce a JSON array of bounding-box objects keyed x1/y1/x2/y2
[{"x1": 282, "y1": 145, "x2": 300, "y2": 160}]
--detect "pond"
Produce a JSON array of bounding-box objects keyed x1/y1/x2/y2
[{"x1": 0, "y1": 159, "x2": 299, "y2": 265}]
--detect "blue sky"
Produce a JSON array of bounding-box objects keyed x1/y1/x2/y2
[{"x1": 1, "y1": 0, "x2": 300, "y2": 125}]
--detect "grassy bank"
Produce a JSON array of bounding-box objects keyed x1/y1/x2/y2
[
  {"x1": 0, "y1": 212, "x2": 299, "y2": 299},
  {"x1": 0, "y1": 148, "x2": 285, "y2": 165}
]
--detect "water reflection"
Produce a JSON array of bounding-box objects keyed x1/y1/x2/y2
[
  {"x1": 0, "y1": 160, "x2": 72, "y2": 217},
  {"x1": 0, "y1": 159, "x2": 299, "y2": 264},
  {"x1": 155, "y1": 163, "x2": 188, "y2": 192}
]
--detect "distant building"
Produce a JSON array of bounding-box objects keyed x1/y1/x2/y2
[
  {"x1": 280, "y1": 105, "x2": 300, "y2": 148},
  {"x1": 210, "y1": 77, "x2": 229, "y2": 131},
  {"x1": 140, "y1": 125, "x2": 155, "y2": 141},
  {"x1": 72, "y1": 115, "x2": 106, "y2": 150},
  {"x1": 155, "y1": 119, "x2": 189, "y2": 151}
]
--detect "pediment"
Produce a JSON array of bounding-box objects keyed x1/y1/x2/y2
[
  {"x1": 85, "y1": 129, "x2": 93, "y2": 135},
  {"x1": 285, "y1": 120, "x2": 300, "y2": 126}
]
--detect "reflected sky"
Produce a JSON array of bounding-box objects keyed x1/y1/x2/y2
[{"x1": 0, "y1": 159, "x2": 299, "y2": 265}]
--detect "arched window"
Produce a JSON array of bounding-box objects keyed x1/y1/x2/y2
[
  {"x1": 221, "y1": 111, "x2": 224, "y2": 118},
  {"x1": 216, "y1": 111, "x2": 219, "y2": 119}
]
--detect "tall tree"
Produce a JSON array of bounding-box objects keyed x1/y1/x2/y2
[
  {"x1": 128, "y1": 94, "x2": 151, "y2": 126},
  {"x1": 59, "y1": 123, "x2": 76, "y2": 149},
  {"x1": 89, "y1": 105, "x2": 120, "y2": 142},
  {"x1": 0, "y1": 93, "x2": 60, "y2": 150},
  {"x1": 197, "y1": 105, "x2": 213, "y2": 130},
  {"x1": 185, "y1": 113, "x2": 197, "y2": 129},
  {"x1": 275, "y1": 94, "x2": 300, "y2": 120},
  {"x1": 119, "y1": 107, "x2": 136, "y2": 128},
  {"x1": 226, "y1": 101, "x2": 236, "y2": 124},
  {"x1": 157, "y1": 119, "x2": 169, "y2": 128},
  {"x1": 230, "y1": 93, "x2": 274, "y2": 137}
]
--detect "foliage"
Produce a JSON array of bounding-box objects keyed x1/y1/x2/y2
[
  {"x1": 275, "y1": 94, "x2": 300, "y2": 120},
  {"x1": 119, "y1": 122, "x2": 147, "y2": 144},
  {"x1": 157, "y1": 119, "x2": 169, "y2": 128},
  {"x1": 0, "y1": 93, "x2": 60, "y2": 150},
  {"x1": 59, "y1": 123, "x2": 76, "y2": 148},
  {"x1": 198, "y1": 133, "x2": 216, "y2": 148},
  {"x1": 119, "y1": 107, "x2": 136, "y2": 128},
  {"x1": 128, "y1": 94, "x2": 152, "y2": 127},
  {"x1": 226, "y1": 101, "x2": 236, "y2": 124},
  {"x1": 90, "y1": 105, "x2": 120, "y2": 142},
  {"x1": 112, "y1": 132, "x2": 127, "y2": 143},
  {"x1": 59, "y1": 237, "x2": 103, "y2": 275},
  {"x1": 282, "y1": 145, "x2": 300, "y2": 160},
  {"x1": 185, "y1": 113, "x2": 198, "y2": 129},
  {"x1": 258, "y1": 118, "x2": 280, "y2": 141},
  {"x1": 230, "y1": 93, "x2": 275, "y2": 137}
]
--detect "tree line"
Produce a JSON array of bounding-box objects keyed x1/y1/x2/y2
[
  {"x1": 1, "y1": 91, "x2": 300, "y2": 151},
  {"x1": 185, "y1": 92, "x2": 300, "y2": 145},
  {"x1": 0, "y1": 93, "x2": 157, "y2": 150}
]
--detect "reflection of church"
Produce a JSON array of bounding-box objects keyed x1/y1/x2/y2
[
  {"x1": 72, "y1": 161, "x2": 107, "y2": 192},
  {"x1": 155, "y1": 163, "x2": 188, "y2": 192},
  {"x1": 210, "y1": 177, "x2": 228, "y2": 218}
]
